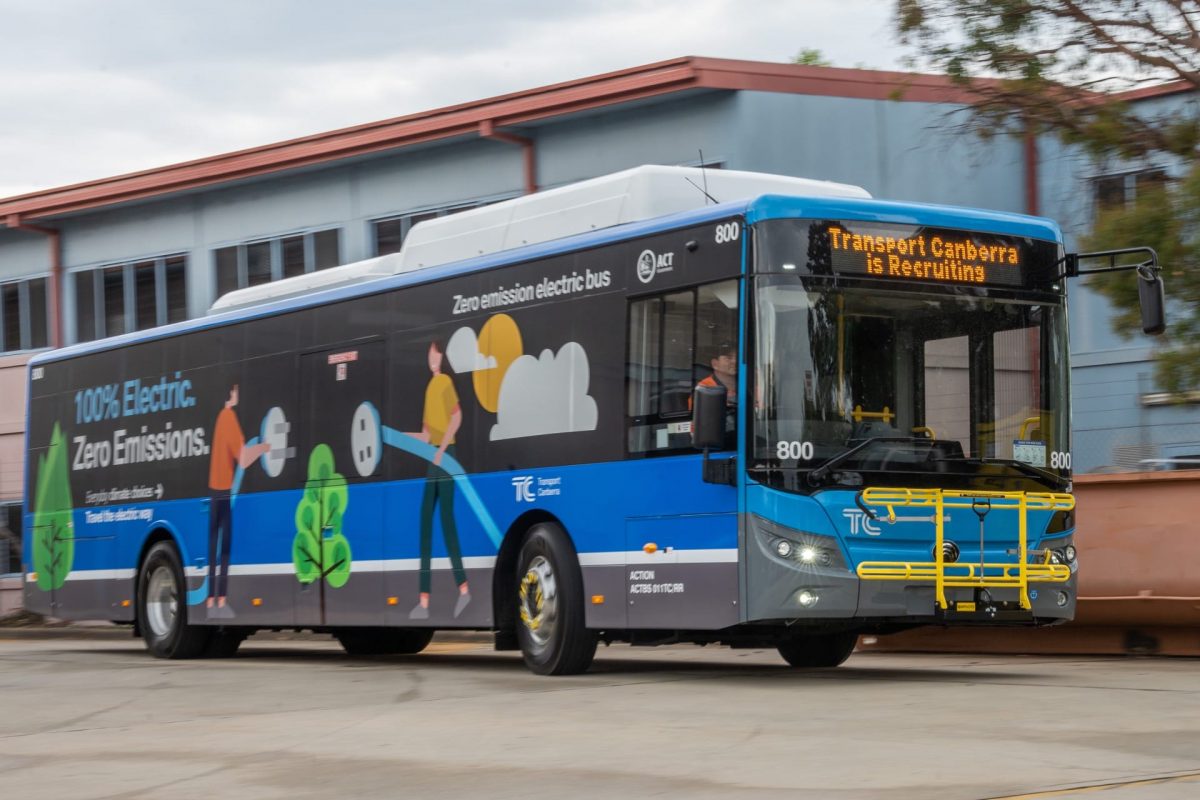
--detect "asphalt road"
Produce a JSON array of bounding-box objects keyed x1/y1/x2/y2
[{"x1": 0, "y1": 631, "x2": 1198, "y2": 799}]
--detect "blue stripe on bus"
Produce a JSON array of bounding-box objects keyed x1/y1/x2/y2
[{"x1": 60, "y1": 454, "x2": 739, "y2": 577}]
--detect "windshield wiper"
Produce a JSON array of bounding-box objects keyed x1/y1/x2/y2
[
  {"x1": 951, "y1": 457, "x2": 1066, "y2": 486},
  {"x1": 807, "y1": 437, "x2": 931, "y2": 487}
]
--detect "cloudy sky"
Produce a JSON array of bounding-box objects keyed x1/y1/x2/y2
[{"x1": 0, "y1": 0, "x2": 905, "y2": 199}]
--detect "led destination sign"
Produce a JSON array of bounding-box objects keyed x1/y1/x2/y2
[{"x1": 823, "y1": 222, "x2": 1037, "y2": 288}]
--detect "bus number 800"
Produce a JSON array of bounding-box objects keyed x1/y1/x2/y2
[
  {"x1": 776, "y1": 441, "x2": 814, "y2": 461},
  {"x1": 714, "y1": 222, "x2": 740, "y2": 244}
]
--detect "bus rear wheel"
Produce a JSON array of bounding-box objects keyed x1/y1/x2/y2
[
  {"x1": 137, "y1": 541, "x2": 211, "y2": 659},
  {"x1": 335, "y1": 627, "x2": 434, "y2": 656},
  {"x1": 776, "y1": 631, "x2": 859, "y2": 668},
  {"x1": 515, "y1": 523, "x2": 597, "y2": 676}
]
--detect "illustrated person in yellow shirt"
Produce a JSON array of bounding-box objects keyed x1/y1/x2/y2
[
  {"x1": 207, "y1": 384, "x2": 270, "y2": 612},
  {"x1": 406, "y1": 339, "x2": 470, "y2": 619}
]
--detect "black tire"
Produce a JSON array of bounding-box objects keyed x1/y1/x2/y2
[
  {"x1": 137, "y1": 541, "x2": 212, "y2": 659},
  {"x1": 776, "y1": 631, "x2": 859, "y2": 668},
  {"x1": 335, "y1": 627, "x2": 435, "y2": 656},
  {"x1": 202, "y1": 628, "x2": 248, "y2": 658},
  {"x1": 515, "y1": 523, "x2": 597, "y2": 675}
]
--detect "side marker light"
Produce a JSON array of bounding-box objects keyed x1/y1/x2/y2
[{"x1": 591, "y1": 595, "x2": 605, "y2": 605}]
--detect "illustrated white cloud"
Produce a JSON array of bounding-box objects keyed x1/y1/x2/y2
[
  {"x1": 446, "y1": 326, "x2": 496, "y2": 373},
  {"x1": 490, "y1": 342, "x2": 598, "y2": 441}
]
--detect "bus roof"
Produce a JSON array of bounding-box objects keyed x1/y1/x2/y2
[
  {"x1": 32, "y1": 190, "x2": 1063, "y2": 367},
  {"x1": 209, "y1": 166, "x2": 870, "y2": 314}
]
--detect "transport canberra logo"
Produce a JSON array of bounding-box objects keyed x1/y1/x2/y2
[
  {"x1": 511, "y1": 475, "x2": 562, "y2": 502},
  {"x1": 636, "y1": 249, "x2": 675, "y2": 283}
]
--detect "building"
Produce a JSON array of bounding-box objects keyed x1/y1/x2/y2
[{"x1": 2, "y1": 56, "x2": 1198, "y2": 576}]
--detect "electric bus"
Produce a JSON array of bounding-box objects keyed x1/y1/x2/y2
[{"x1": 23, "y1": 166, "x2": 1164, "y2": 674}]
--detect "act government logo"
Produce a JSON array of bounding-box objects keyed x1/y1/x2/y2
[{"x1": 636, "y1": 249, "x2": 675, "y2": 284}]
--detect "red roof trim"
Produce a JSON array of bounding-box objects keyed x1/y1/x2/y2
[
  {"x1": 1111, "y1": 79, "x2": 1194, "y2": 103},
  {"x1": 0, "y1": 56, "x2": 988, "y2": 223}
]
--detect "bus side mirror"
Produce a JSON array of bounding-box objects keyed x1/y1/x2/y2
[
  {"x1": 1138, "y1": 271, "x2": 1166, "y2": 335},
  {"x1": 692, "y1": 384, "x2": 727, "y2": 450}
]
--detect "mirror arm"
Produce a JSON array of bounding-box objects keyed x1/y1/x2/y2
[{"x1": 1060, "y1": 246, "x2": 1160, "y2": 279}]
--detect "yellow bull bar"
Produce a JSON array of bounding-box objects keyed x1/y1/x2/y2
[{"x1": 854, "y1": 487, "x2": 1075, "y2": 612}]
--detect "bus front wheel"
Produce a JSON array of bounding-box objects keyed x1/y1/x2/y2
[
  {"x1": 137, "y1": 541, "x2": 212, "y2": 659},
  {"x1": 515, "y1": 523, "x2": 597, "y2": 675},
  {"x1": 776, "y1": 631, "x2": 859, "y2": 668}
]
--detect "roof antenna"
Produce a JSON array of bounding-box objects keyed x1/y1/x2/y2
[{"x1": 686, "y1": 148, "x2": 719, "y2": 205}]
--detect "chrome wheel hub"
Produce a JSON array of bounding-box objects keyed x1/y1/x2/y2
[
  {"x1": 518, "y1": 555, "x2": 558, "y2": 649},
  {"x1": 145, "y1": 565, "x2": 178, "y2": 638}
]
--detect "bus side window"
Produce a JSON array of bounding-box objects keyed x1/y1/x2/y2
[{"x1": 626, "y1": 280, "x2": 738, "y2": 455}]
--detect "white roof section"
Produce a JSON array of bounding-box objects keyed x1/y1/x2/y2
[
  {"x1": 209, "y1": 253, "x2": 401, "y2": 314},
  {"x1": 209, "y1": 165, "x2": 869, "y2": 314}
]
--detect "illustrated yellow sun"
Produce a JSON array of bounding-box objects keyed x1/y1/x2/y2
[{"x1": 474, "y1": 314, "x2": 523, "y2": 412}]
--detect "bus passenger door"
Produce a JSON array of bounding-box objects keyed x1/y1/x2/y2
[{"x1": 295, "y1": 340, "x2": 387, "y2": 628}]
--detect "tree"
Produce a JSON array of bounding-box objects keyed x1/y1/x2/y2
[
  {"x1": 32, "y1": 423, "x2": 74, "y2": 599},
  {"x1": 792, "y1": 49, "x2": 832, "y2": 67},
  {"x1": 895, "y1": 1, "x2": 1200, "y2": 159},
  {"x1": 1084, "y1": 165, "x2": 1200, "y2": 394},
  {"x1": 293, "y1": 444, "x2": 352, "y2": 624},
  {"x1": 896, "y1": 1, "x2": 1200, "y2": 390}
]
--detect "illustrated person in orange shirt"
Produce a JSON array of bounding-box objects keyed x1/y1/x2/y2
[
  {"x1": 207, "y1": 384, "x2": 270, "y2": 612},
  {"x1": 406, "y1": 340, "x2": 470, "y2": 619}
]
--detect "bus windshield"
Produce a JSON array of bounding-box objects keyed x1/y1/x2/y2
[{"x1": 752, "y1": 277, "x2": 1070, "y2": 489}]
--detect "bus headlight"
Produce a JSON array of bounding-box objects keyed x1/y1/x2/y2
[
  {"x1": 796, "y1": 589, "x2": 819, "y2": 608},
  {"x1": 1064, "y1": 545, "x2": 1077, "y2": 563},
  {"x1": 752, "y1": 515, "x2": 847, "y2": 571}
]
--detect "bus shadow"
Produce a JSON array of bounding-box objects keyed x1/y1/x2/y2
[{"x1": 59, "y1": 641, "x2": 1035, "y2": 682}]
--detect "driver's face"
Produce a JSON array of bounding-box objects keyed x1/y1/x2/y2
[{"x1": 712, "y1": 352, "x2": 737, "y2": 376}]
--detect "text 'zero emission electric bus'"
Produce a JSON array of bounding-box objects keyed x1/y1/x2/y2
[{"x1": 23, "y1": 166, "x2": 1166, "y2": 674}]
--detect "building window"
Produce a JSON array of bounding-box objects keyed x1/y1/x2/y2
[
  {"x1": 0, "y1": 501, "x2": 21, "y2": 576},
  {"x1": 73, "y1": 254, "x2": 188, "y2": 343},
  {"x1": 213, "y1": 228, "x2": 342, "y2": 298},
  {"x1": 1094, "y1": 169, "x2": 1168, "y2": 211},
  {"x1": 0, "y1": 276, "x2": 50, "y2": 353},
  {"x1": 371, "y1": 203, "x2": 485, "y2": 256}
]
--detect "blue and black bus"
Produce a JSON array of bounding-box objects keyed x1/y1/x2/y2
[{"x1": 23, "y1": 166, "x2": 1163, "y2": 674}]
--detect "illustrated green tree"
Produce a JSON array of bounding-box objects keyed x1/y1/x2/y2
[
  {"x1": 32, "y1": 422, "x2": 74, "y2": 599},
  {"x1": 894, "y1": 1, "x2": 1200, "y2": 391},
  {"x1": 292, "y1": 444, "x2": 352, "y2": 624}
]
